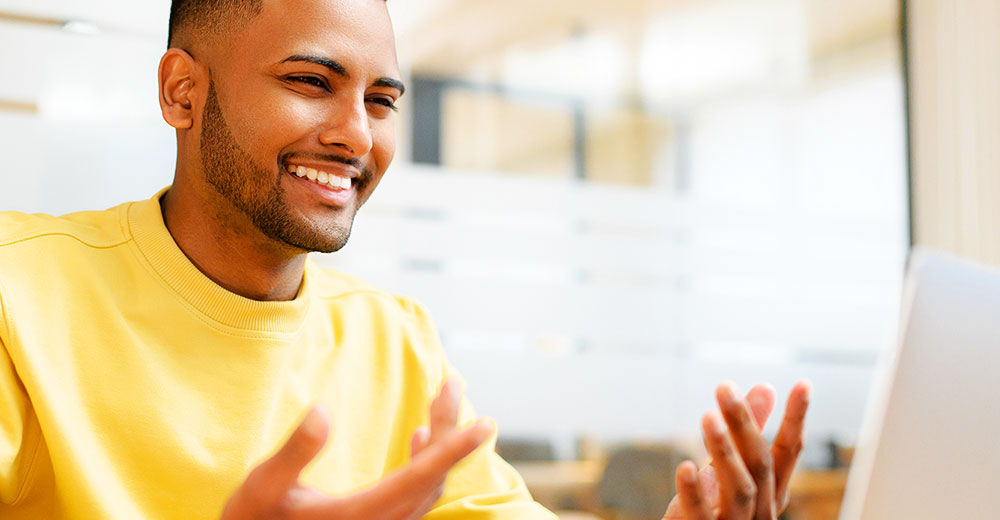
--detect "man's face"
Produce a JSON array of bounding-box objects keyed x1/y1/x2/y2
[{"x1": 197, "y1": 0, "x2": 402, "y2": 253}]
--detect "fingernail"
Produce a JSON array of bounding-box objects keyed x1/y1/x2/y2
[
  {"x1": 801, "y1": 380, "x2": 813, "y2": 402},
  {"x1": 705, "y1": 412, "x2": 726, "y2": 435},
  {"x1": 682, "y1": 461, "x2": 698, "y2": 484},
  {"x1": 471, "y1": 418, "x2": 495, "y2": 443},
  {"x1": 756, "y1": 382, "x2": 776, "y2": 398},
  {"x1": 303, "y1": 406, "x2": 327, "y2": 438},
  {"x1": 719, "y1": 381, "x2": 739, "y2": 405}
]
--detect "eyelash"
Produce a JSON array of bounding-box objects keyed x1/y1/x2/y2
[
  {"x1": 370, "y1": 98, "x2": 399, "y2": 112},
  {"x1": 289, "y1": 76, "x2": 329, "y2": 89},
  {"x1": 287, "y1": 76, "x2": 398, "y2": 112}
]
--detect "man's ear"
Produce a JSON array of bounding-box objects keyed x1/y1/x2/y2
[{"x1": 158, "y1": 49, "x2": 200, "y2": 129}]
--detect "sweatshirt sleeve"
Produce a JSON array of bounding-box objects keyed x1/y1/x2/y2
[
  {"x1": 0, "y1": 297, "x2": 38, "y2": 506},
  {"x1": 423, "y1": 382, "x2": 558, "y2": 520},
  {"x1": 401, "y1": 298, "x2": 557, "y2": 520}
]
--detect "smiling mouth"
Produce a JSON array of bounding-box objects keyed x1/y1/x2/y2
[{"x1": 286, "y1": 164, "x2": 352, "y2": 191}]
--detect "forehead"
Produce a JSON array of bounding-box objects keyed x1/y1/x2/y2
[{"x1": 231, "y1": 0, "x2": 398, "y2": 75}]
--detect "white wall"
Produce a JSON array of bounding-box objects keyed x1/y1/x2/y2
[{"x1": 0, "y1": 2, "x2": 909, "y2": 462}]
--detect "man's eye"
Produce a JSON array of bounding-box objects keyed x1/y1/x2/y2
[
  {"x1": 288, "y1": 76, "x2": 328, "y2": 90},
  {"x1": 368, "y1": 97, "x2": 398, "y2": 112}
]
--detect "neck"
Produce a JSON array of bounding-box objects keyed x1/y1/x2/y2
[{"x1": 160, "y1": 182, "x2": 306, "y2": 302}]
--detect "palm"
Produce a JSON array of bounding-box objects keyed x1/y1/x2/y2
[
  {"x1": 221, "y1": 380, "x2": 493, "y2": 520},
  {"x1": 662, "y1": 382, "x2": 810, "y2": 520}
]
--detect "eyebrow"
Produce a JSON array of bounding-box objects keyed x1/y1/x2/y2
[
  {"x1": 374, "y1": 77, "x2": 406, "y2": 96},
  {"x1": 280, "y1": 54, "x2": 406, "y2": 95}
]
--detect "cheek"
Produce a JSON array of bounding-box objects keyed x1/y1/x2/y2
[
  {"x1": 231, "y1": 94, "x2": 326, "y2": 158},
  {"x1": 370, "y1": 121, "x2": 396, "y2": 171}
]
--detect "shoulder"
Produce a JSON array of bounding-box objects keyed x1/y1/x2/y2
[
  {"x1": 306, "y1": 261, "x2": 439, "y2": 334},
  {"x1": 0, "y1": 203, "x2": 132, "y2": 253},
  {"x1": 306, "y1": 262, "x2": 447, "y2": 382},
  {"x1": 307, "y1": 260, "x2": 430, "y2": 321}
]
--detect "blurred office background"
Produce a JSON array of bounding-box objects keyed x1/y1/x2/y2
[{"x1": 1, "y1": 0, "x2": 962, "y2": 518}]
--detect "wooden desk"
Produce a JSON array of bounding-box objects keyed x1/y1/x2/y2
[
  {"x1": 513, "y1": 460, "x2": 603, "y2": 512},
  {"x1": 784, "y1": 469, "x2": 849, "y2": 520},
  {"x1": 513, "y1": 460, "x2": 848, "y2": 520}
]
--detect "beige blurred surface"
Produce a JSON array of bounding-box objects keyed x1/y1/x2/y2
[
  {"x1": 908, "y1": 0, "x2": 1000, "y2": 267},
  {"x1": 516, "y1": 458, "x2": 848, "y2": 520},
  {"x1": 401, "y1": 0, "x2": 897, "y2": 77}
]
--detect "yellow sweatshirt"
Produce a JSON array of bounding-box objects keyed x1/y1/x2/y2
[{"x1": 0, "y1": 191, "x2": 554, "y2": 519}]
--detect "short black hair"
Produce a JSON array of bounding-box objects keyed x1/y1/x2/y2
[
  {"x1": 167, "y1": 0, "x2": 263, "y2": 48},
  {"x1": 168, "y1": 0, "x2": 389, "y2": 49}
]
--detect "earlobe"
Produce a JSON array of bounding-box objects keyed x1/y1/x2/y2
[{"x1": 158, "y1": 49, "x2": 198, "y2": 130}]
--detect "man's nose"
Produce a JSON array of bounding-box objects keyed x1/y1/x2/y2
[{"x1": 318, "y1": 97, "x2": 373, "y2": 157}]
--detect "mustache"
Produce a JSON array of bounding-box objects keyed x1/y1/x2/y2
[
  {"x1": 278, "y1": 152, "x2": 375, "y2": 186},
  {"x1": 279, "y1": 152, "x2": 371, "y2": 181}
]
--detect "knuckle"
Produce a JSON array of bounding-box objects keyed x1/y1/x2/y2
[
  {"x1": 680, "y1": 481, "x2": 703, "y2": 506},
  {"x1": 720, "y1": 441, "x2": 739, "y2": 460},
  {"x1": 686, "y1": 490, "x2": 703, "y2": 506},
  {"x1": 748, "y1": 456, "x2": 774, "y2": 480},
  {"x1": 733, "y1": 481, "x2": 757, "y2": 507},
  {"x1": 789, "y1": 439, "x2": 804, "y2": 455},
  {"x1": 775, "y1": 438, "x2": 803, "y2": 458},
  {"x1": 725, "y1": 412, "x2": 749, "y2": 433}
]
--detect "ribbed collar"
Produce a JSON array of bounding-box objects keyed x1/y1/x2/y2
[{"x1": 126, "y1": 188, "x2": 312, "y2": 334}]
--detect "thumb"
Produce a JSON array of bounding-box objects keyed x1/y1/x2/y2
[
  {"x1": 222, "y1": 407, "x2": 330, "y2": 520},
  {"x1": 254, "y1": 406, "x2": 330, "y2": 494},
  {"x1": 663, "y1": 465, "x2": 718, "y2": 519}
]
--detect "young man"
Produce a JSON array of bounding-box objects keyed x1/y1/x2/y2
[{"x1": 0, "y1": 0, "x2": 810, "y2": 518}]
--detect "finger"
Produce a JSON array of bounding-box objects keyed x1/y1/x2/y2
[
  {"x1": 745, "y1": 383, "x2": 776, "y2": 430},
  {"x1": 410, "y1": 425, "x2": 431, "y2": 458},
  {"x1": 702, "y1": 412, "x2": 757, "y2": 519},
  {"x1": 697, "y1": 462, "x2": 722, "y2": 516},
  {"x1": 663, "y1": 464, "x2": 721, "y2": 519},
  {"x1": 702, "y1": 384, "x2": 772, "y2": 464},
  {"x1": 772, "y1": 380, "x2": 812, "y2": 508},
  {"x1": 245, "y1": 407, "x2": 329, "y2": 508},
  {"x1": 673, "y1": 461, "x2": 712, "y2": 520},
  {"x1": 429, "y1": 379, "x2": 461, "y2": 443},
  {"x1": 351, "y1": 419, "x2": 495, "y2": 517},
  {"x1": 661, "y1": 495, "x2": 682, "y2": 520},
  {"x1": 717, "y1": 383, "x2": 775, "y2": 520}
]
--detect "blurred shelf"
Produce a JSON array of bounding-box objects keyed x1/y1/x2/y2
[{"x1": 514, "y1": 460, "x2": 848, "y2": 520}]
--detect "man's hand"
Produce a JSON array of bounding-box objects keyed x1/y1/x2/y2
[
  {"x1": 663, "y1": 380, "x2": 811, "y2": 520},
  {"x1": 221, "y1": 379, "x2": 491, "y2": 520}
]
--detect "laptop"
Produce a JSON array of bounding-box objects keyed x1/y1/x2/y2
[{"x1": 839, "y1": 249, "x2": 1000, "y2": 519}]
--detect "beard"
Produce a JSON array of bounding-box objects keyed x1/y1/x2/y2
[{"x1": 199, "y1": 80, "x2": 355, "y2": 253}]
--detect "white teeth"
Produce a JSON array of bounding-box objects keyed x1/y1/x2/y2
[{"x1": 288, "y1": 164, "x2": 353, "y2": 190}]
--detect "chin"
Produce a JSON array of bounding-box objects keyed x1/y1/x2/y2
[{"x1": 276, "y1": 217, "x2": 354, "y2": 254}]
